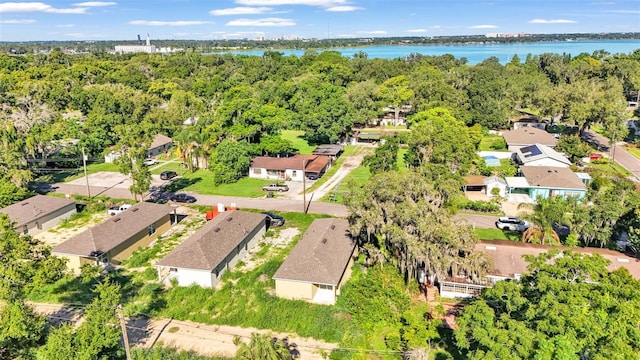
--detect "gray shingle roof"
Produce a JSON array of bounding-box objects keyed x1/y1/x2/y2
[
  {"x1": 478, "y1": 240, "x2": 640, "y2": 279},
  {"x1": 0, "y1": 195, "x2": 75, "y2": 228},
  {"x1": 149, "y1": 134, "x2": 172, "y2": 150},
  {"x1": 156, "y1": 211, "x2": 266, "y2": 271},
  {"x1": 52, "y1": 202, "x2": 172, "y2": 257},
  {"x1": 273, "y1": 218, "x2": 355, "y2": 286},
  {"x1": 502, "y1": 127, "x2": 557, "y2": 147},
  {"x1": 520, "y1": 166, "x2": 586, "y2": 190}
]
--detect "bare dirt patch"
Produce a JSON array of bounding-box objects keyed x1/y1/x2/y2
[
  {"x1": 237, "y1": 227, "x2": 300, "y2": 273},
  {"x1": 35, "y1": 212, "x2": 110, "y2": 247}
]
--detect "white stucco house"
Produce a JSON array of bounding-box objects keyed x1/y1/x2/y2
[
  {"x1": 514, "y1": 143, "x2": 571, "y2": 168},
  {"x1": 156, "y1": 211, "x2": 266, "y2": 288},
  {"x1": 249, "y1": 154, "x2": 330, "y2": 182}
]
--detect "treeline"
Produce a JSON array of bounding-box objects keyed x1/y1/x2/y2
[
  {"x1": 2, "y1": 32, "x2": 639, "y2": 54},
  {"x1": 0, "y1": 46, "x2": 639, "y2": 199}
]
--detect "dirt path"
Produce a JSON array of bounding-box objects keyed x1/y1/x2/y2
[{"x1": 31, "y1": 302, "x2": 338, "y2": 359}]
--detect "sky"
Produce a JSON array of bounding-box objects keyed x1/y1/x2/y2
[{"x1": 0, "y1": 0, "x2": 639, "y2": 42}]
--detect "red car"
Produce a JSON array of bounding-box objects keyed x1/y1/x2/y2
[{"x1": 589, "y1": 154, "x2": 603, "y2": 160}]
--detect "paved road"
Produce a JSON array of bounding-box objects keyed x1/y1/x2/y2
[
  {"x1": 46, "y1": 182, "x2": 350, "y2": 217},
  {"x1": 582, "y1": 131, "x2": 640, "y2": 181}
]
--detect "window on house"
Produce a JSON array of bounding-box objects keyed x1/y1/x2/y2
[
  {"x1": 318, "y1": 284, "x2": 333, "y2": 290},
  {"x1": 292, "y1": 170, "x2": 297, "y2": 177},
  {"x1": 36, "y1": 222, "x2": 41, "y2": 230},
  {"x1": 23, "y1": 225, "x2": 28, "y2": 234},
  {"x1": 148, "y1": 224, "x2": 156, "y2": 236},
  {"x1": 169, "y1": 267, "x2": 177, "y2": 272},
  {"x1": 254, "y1": 168, "x2": 262, "y2": 174}
]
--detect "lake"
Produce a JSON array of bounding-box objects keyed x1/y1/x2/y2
[{"x1": 226, "y1": 39, "x2": 640, "y2": 64}]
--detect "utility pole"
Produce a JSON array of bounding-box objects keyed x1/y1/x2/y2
[
  {"x1": 302, "y1": 158, "x2": 307, "y2": 214},
  {"x1": 82, "y1": 147, "x2": 90, "y2": 198},
  {"x1": 117, "y1": 305, "x2": 132, "y2": 360}
]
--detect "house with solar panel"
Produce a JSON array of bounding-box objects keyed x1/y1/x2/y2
[{"x1": 514, "y1": 144, "x2": 571, "y2": 168}]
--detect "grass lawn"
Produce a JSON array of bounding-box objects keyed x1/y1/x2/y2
[
  {"x1": 163, "y1": 170, "x2": 273, "y2": 198},
  {"x1": 397, "y1": 147, "x2": 408, "y2": 171},
  {"x1": 479, "y1": 134, "x2": 507, "y2": 152},
  {"x1": 586, "y1": 161, "x2": 632, "y2": 177},
  {"x1": 325, "y1": 165, "x2": 370, "y2": 203},
  {"x1": 475, "y1": 228, "x2": 521, "y2": 241},
  {"x1": 280, "y1": 130, "x2": 315, "y2": 155},
  {"x1": 305, "y1": 146, "x2": 364, "y2": 193},
  {"x1": 623, "y1": 144, "x2": 640, "y2": 161}
]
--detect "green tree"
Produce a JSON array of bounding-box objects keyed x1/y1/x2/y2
[
  {"x1": 38, "y1": 281, "x2": 124, "y2": 360},
  {"x1": 406, "y1": 108, "x2": 479, "y2": 177},
  {"x1": 346, "y1": 170, "x2": 490, "y2": 284},
  {"x1": 209, "y1": 139, "x2": 256, "y2": 185},
  {"x1": 362, "y1": 135, "x2": 399, "y2": 174},
  {"x1": 378, "y1": 75, "x2": 414, "y2": 126},
  {"x1": 233, "y1": 333, "x2": 291, "y2": 360},
  {"x1": 554, "y1": 135, "x2": 592, "y2": 162},
  {"x1": 455, "y1": 250, "x2": 640, "y2": 359}
]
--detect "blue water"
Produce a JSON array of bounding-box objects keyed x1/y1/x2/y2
[{"x1": 225, "y1": 39, "x2": 639, "y2": 64}]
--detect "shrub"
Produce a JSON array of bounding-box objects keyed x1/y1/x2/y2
[{"x1": 458, "y1": 200, "x2": 500, "y2": 213}]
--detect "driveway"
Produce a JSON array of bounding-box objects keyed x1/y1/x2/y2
[{"x1": 582, "y1": 130, "x2": 640, "y2": 181}]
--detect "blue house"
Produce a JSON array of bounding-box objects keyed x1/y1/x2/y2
[{"x1": 505, "y1": 166, "x2": 587, "y2": 202}]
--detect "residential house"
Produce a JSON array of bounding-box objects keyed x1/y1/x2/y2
[
  {"x1": 439, "y1": 240, "x2": 640, "y2": 298},
  {"x1": 463, "y1": 176, "x2": 508, "y2": 197},
  {"x1": 312, "y1": 144, "x2": 344, "y2": 161},
  {"x1": 514, "y1": 143, "x2": 571, "y2": 168},
  {"x1": 156, "y1": 211, "x2": 266, "y2": 288},
  {"x1": 249, "y1": 154, "x2": 331, "y2": 182},
  {"x1": 52, "y1": 202, "x2": 172, "y2": 274},
  {"x1": 505, "y1": 166, "x2": 587, "y2": 202},
  {"x1": 148, "y1": 134, "x2": 173, "y2": 158},
  {"x1": 0, "y1": 195, "x2": 76, "y2": 235},
  {"x1": 376, "y1": 105, "x2": 413, "y2": 127},
  {"x1": 104, "y1": 133, "x2": 173, "y2": 163},
  {"x1": 273, "y1": 218, "x2": 356, "y2": 305},
  {"x1": 502, "y1": 127, "x2": 557, "y2": 152}
]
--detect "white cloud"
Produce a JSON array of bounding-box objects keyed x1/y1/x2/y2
[
  {"x1": 0, "y1": 2, "x2": 88, "y2": 13},
  {"x1": 226, "y1": 17, "x2": 295, "y2": 26},
  {"x1": 129, "y1": 20, "x2": 212, "y2": 26},
  {"x1": 56, "y1": 24, "x2": 75, "y2": 27},
  {"x1": 529, "y1": 19, "x2": 576, "y2": 24},
  {"x1": 605, "y1": 10, "x2": 640, "y2": 14},
  {"x1": 236, "y1": 0, "x2": 346, "y2": 6},
  {"x1": 356, "y1": 30, "x2": 387, "y2": 35},
  {"x1": 72, "y1": 1, "x2": 116, "y2": 6},
  {"x1": 469, "y1": 24, "x2": 498, "y2": 29},
  {"x1": 405, "y1": 28, "x2": 427, "y2": 33},
  {"x1": 0, "y1": 18, "x2": 35, "y2": 24},
  {"x1": 326, "y1": 6, "x2": 362, "y2": 12},
  {"x1": 210, "y1": 7, "x2": 274, "y2": 15}
]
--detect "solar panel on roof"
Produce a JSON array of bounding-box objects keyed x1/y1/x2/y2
[{"x1": 521, "y1": 145, "x2": 542, "y2": 158}]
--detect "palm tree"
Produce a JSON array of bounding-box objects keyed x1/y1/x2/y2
[
  {"x1": 234, "y1": 333, "x2": 292, "y2": 360},
  {"x1": 518, "y1": 196, "x2": 573, "y2": 245}
]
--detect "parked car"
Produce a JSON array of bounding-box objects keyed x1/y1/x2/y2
[
  {"x1": 306, "y1": 174, "x2": 319, "y2": 180},
  {"x1": 262, "y1": 183, "x2": 289, "y2": 192},
  {"x1": 496, "y1": 217, "x2": 531, "y2": 232},
  {"x1": 160, "y1": 170, "x2": 178, "y2": 180},
  {"x1": 143, "y1": 158, "x2": 158, "y2": 166},
  {"x1": 170, "y1": 193, "x2": 196, "y2": 203},
  {"x1": 262, "y1": 211, "x2": 285, "y2": 227},
  {"x1": 108, "y1": 204, "x2": 132, "y2": 216},
  {"x1": 552, "y1": 222, "x2": 571, "y2": 237}
]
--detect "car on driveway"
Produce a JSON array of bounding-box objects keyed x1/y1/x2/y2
[
  {"x1": 262, "y1": 211, "x2": 285, "y2": 227},
  {"x1": 160, "y1": 170, "x2": 178, "y2": 180},
  {"x1": 306, "y1": 174, "x2": 319, "y2": 180},
  {"x1": 169, "y1": 193, "x2": 196, "y2": 203},
  {"x1": 495, "y1": 217, "x2": 531, "y2": 232},
  {"x1": 262, "y1": 183, "x2": 289, "y2": 192},
  {"x1": 143, "y1": 158, "x2": 159, "y2": 166}
]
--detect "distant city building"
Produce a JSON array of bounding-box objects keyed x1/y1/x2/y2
[{"x1": 114, "y1": 34, "x2": 156, "y2": 54}]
